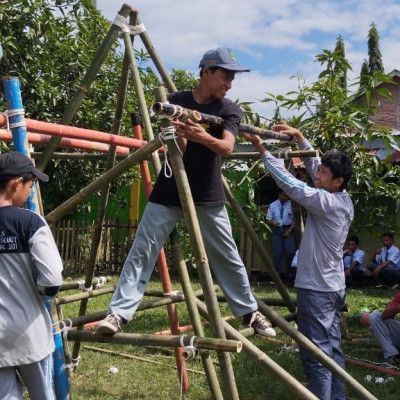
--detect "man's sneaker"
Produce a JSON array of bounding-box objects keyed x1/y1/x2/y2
[
  {"x1": 388, "y1": 283, "x2": 399, "y2": 291},
  {"x1": 242, "y1": 311, "x2": 276, "y2": 337},
  {"x1": 375, "y1": 284, "x2": 384, "y2": 288},
  {"x1": 382, "y1": 355, "x2": 400, "y2": 369},
  {"x1": 95, "y1": 313, "x2": 122, "y2": 334}
]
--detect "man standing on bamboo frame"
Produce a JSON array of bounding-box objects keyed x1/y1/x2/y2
[{"x1": 96, "y1": 47, "x2": 276, "y2": 338}]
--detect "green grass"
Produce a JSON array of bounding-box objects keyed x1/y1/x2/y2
[{"x1": 55, "y1": 276, "x2": 400, "y2": 399}]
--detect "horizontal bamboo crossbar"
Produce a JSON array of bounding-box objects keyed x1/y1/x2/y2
[{"x1": 67, "y1": 331, "x2": 242, "y2": 353}]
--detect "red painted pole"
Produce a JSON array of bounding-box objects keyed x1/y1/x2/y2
[
  {"x1": 0, "y1": 114, "x2": 146, "y2": 149},
  {"x1": 131, "y1": 113, "x2": 189, "y2": 393},
  {"x1": 0, "y1": 129, "x2": 130, "y2": 154}
]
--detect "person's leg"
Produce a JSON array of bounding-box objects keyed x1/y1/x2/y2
[
  {"x1": 350, "y1": 266, "x2": 365, "y2": 287},
  {"x1": 379, "y1": 265, "x2": 399, "y2": 287},
  {"x1": 271, "y1": 228, "x2": 284, "y2": 275},
  {"x1": 18, "y1": 355, "x2": 54, "y2": 400},
  {"x1": 297, "y1": 289, "x2": 345, "y2": 400},
  {"x1": 0, "y1": 366, "x2": 23, "y2": 400},
  {"x1": 283, "y1": 232, "x2": 296, "y2": 283},
  {"x1": 329, "y1": 291, "x2": 346, "y2": 400},
  {"x1": 197, "y1": 205, "x2": 257, "y2": 316},
  {"x1": 108, "y1": 203, "x2": 181, "y2": 322},
  {"x1": 369, "y1": 310, "x2": 400, "y2": 359}
]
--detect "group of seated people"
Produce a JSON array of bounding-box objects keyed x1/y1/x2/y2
[{"x1": 342, "y1": 232, "x2": 400, "y2": 289}]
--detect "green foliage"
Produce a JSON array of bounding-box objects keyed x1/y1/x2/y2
[
  {"x1": 368, "y1": 22, "x2": 384, "y2": 75},
  {"x1": 253, "y1": 49, "x2": 400, "y2": 236},
  {"x1": 0, "y1": 0, "x2": 198, "y2": 216}
]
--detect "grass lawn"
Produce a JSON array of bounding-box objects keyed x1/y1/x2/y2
[{"x1": 55, "y1": 275, "x2": 400, "y2": 399}]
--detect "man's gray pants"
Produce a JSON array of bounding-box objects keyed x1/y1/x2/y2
[{"x1": 109, "y1": 202, "x2": 257, "y2": 321}]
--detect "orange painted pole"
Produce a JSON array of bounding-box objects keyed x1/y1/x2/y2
[
  {"x1": 0, "y1": 114, "x2": 146, "y2": 149},
  {"x1": 0, "y1": 129, "x2": 130, "y2": 154},
  {"x1": 131, "y1": 113, "x2": 189, "y2": 393}
]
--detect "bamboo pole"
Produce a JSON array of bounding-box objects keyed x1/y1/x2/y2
[
  {"x1": 56, "y1": 286, "x2": 116, "y2": 305},
  {"x1": 60, "y1": 277, "x2": 111, "y2": 291},
  {"x1": 67, "y1": 331, "x2": 242, "y2": 353},
  {"x1": 222, "y1": 176, "x2": 296, "y2": 312},
  {"x1": 0, "y1": 115, "x2": 145, "y2": 149},
  {"x1": 154, "y1": 87, "x2": 239, "y2": 400},
  {"x1": 59, "y1": 288, "x2": 209, "y2": 329},
  {"x1": 71, "y1": 10, "x2": 138, "y2": 369},
  {"x1": 195, "y1": 298, "x2": 319, "y2": 400},
  {"x1": 152, "y1": 102, "x2": 293, "y2": 142},
  {"x1": 36, "y1": 3, "x2": 134, "y2": 170},
  {"x1": 150, "y1": 85, "x2": 223, "y2": 399},
  {"x1": 45, "y1": 136, "x2": 162, "y2": 224},
  {"x1": 131, "y1": 113, "x2": 189, "y2": 392},
  {"x1": 256, "y1": 299, "x2": 378, "y2": 400},
  {"x1": 226, "y1": 150, "x2": 319, "y2": 160}
]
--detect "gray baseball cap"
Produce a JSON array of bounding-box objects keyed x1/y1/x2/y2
[{"x1": 199, "y1": 47, "x2": 250, "y2": 72}]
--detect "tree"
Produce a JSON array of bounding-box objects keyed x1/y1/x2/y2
[
  {"x1": 0, "y1": 0, "x2": 197, "y2": 215},
  {"x1": 359, "y1": 59, "x2": 370, "y2": 87},
  {"x1": 253, "y1": 50, "x2": 400, "y2": 235},
  {"x1": 368, "y1": 22, "x2": 384, "y2": 75},
  {"x1": 334, "y1": 35, "x2": 347, "y2": 91}
]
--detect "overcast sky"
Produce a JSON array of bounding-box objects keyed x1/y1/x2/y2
[{"x1": 95, "y1": 0, "x2": 400, "y2": 117}]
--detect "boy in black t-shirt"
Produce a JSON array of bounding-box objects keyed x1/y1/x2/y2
[{"x1": 97, "y1": 47, "x2": 275, "y2": 338}]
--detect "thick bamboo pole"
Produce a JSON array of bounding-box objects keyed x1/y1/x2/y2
[
  {"x1": 0, "y1": 129, "x2": 130, "y2": 154},
  {"x1": 222, "y1": 176, "x2": 296, "y2": 312},
  {"x1": 36, "y1": 3, "x2": 133, "y2": 170},
  {"x1": 226, "y1": 150, "x2": 319, "y2": 160},
  {"x1": 60, "y1": 277, "x2": 111, "y2": 291},
  {"x1": 0, "y1": 114, "x2": 145, "y2": 149},
  {"x1": 152, "y1": 102, "x2": 292, "y2": 142},
  {"x1": 152, "y1": 87, "x2": 224, "y2": 399},
  {"x1": 59, "y1": 288, "x2": 209, "y2": 329},
  {"x1": 131, "y1": 113, "x2": 189, "y2": 392},
  {"x1": 45, "y1": 136, "x2": 162, "y2": 224},
  {"x1": 172, "y1": 234, "x2": 224, "y2": 400},
  {"x1": 56, "y1": 286, "x2": 116, "y2": 305},
  {"x1": 67, "y1": 330, "x2": 242, "y2": 353},
  {"x1": 71, "y1": 11, "x2": 137, "y2": 368},
  {"x1": 256, "y1": 299, "x2": 378, "y2": 400},
  {"x1": 195, "y1": 298, "x2": 318, "y2": 400},
  {"x1": 154, "y1": 88, "x2": 239, "y2": 400}
]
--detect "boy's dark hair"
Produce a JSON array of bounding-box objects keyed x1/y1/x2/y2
[
  {"x1": 0, "y1": 173, "x2": 34, "y2": 190},
  {"x1": 347, "y1": 235, "x2": 359, "y2": 245},
  {"x1": 321, "y1": 150, "x2": 352, "y2": 191},
  {"x1": 382, "y1": 232, "x2": 394, "y2": 240},
  {"x1": 199, "y1": 66, "x2": 221, "y2": 78}
]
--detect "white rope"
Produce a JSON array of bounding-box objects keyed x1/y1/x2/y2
[
  {"x1": 163, "y1": 290, "x2": 181, "y2": 296},
  {"x1": 112, "y1": 14, "x2": 146, "y2": 36},
  {"x1": 77, "y1": 279, "x2": 92, "y2": 291},
  {"x1": 158, "y1": 124, "x2": 182, "y2": 178},
  {"x1": 93, "y1": 276, "x2": 107, "y2": 288},
  {"x1": 0, "y1": 109, "x2": 26, "y2": 131}
]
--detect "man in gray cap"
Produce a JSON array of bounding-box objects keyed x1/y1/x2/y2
[{"x1": 97, "y1": 47, "x2": 276, "y2": 338}]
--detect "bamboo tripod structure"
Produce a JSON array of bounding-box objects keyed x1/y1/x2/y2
[{"x1": 24, "y1": 4, "x2": 379, "y2": 400}]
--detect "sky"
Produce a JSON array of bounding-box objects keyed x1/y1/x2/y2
[{"x1": 95, "y1": 0, "x2": 400, "y2": 117}]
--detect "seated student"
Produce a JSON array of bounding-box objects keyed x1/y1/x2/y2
[
  {"x1": 368, "y1": 293, "x2": 400, "y2": 368},
  {"x1": 342, "y1": 235, "x2": 365, "y2": 287},
  {"x1": 367, "y1": 232, "x2": 400, "y2": 289}
]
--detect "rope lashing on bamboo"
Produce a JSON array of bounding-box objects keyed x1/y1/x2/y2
[
  {"x1": 77, "y1": 280, "x2": 93, "y2": 292},
  {"x1": 0, "y1": 109, "x2": 26, "y2": 130},
  {"x1": 93, "y1": 276, "x2": 107, "y2": 288},
  {"x1": 58, "y1": 318, "x2": 81, "y2": 369},
  {"x1": 180, "y1": 335, "x2": 199, "y2": 361},
  {"x1": 112, "y1": 14, "x2": 146, "y2": 36},
  {"x1": 157, "y1": 111, "x2": 183, "y2": 178},
  {"x1": 163, "y1": 290, "x2": 181, "y2": 296}
]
